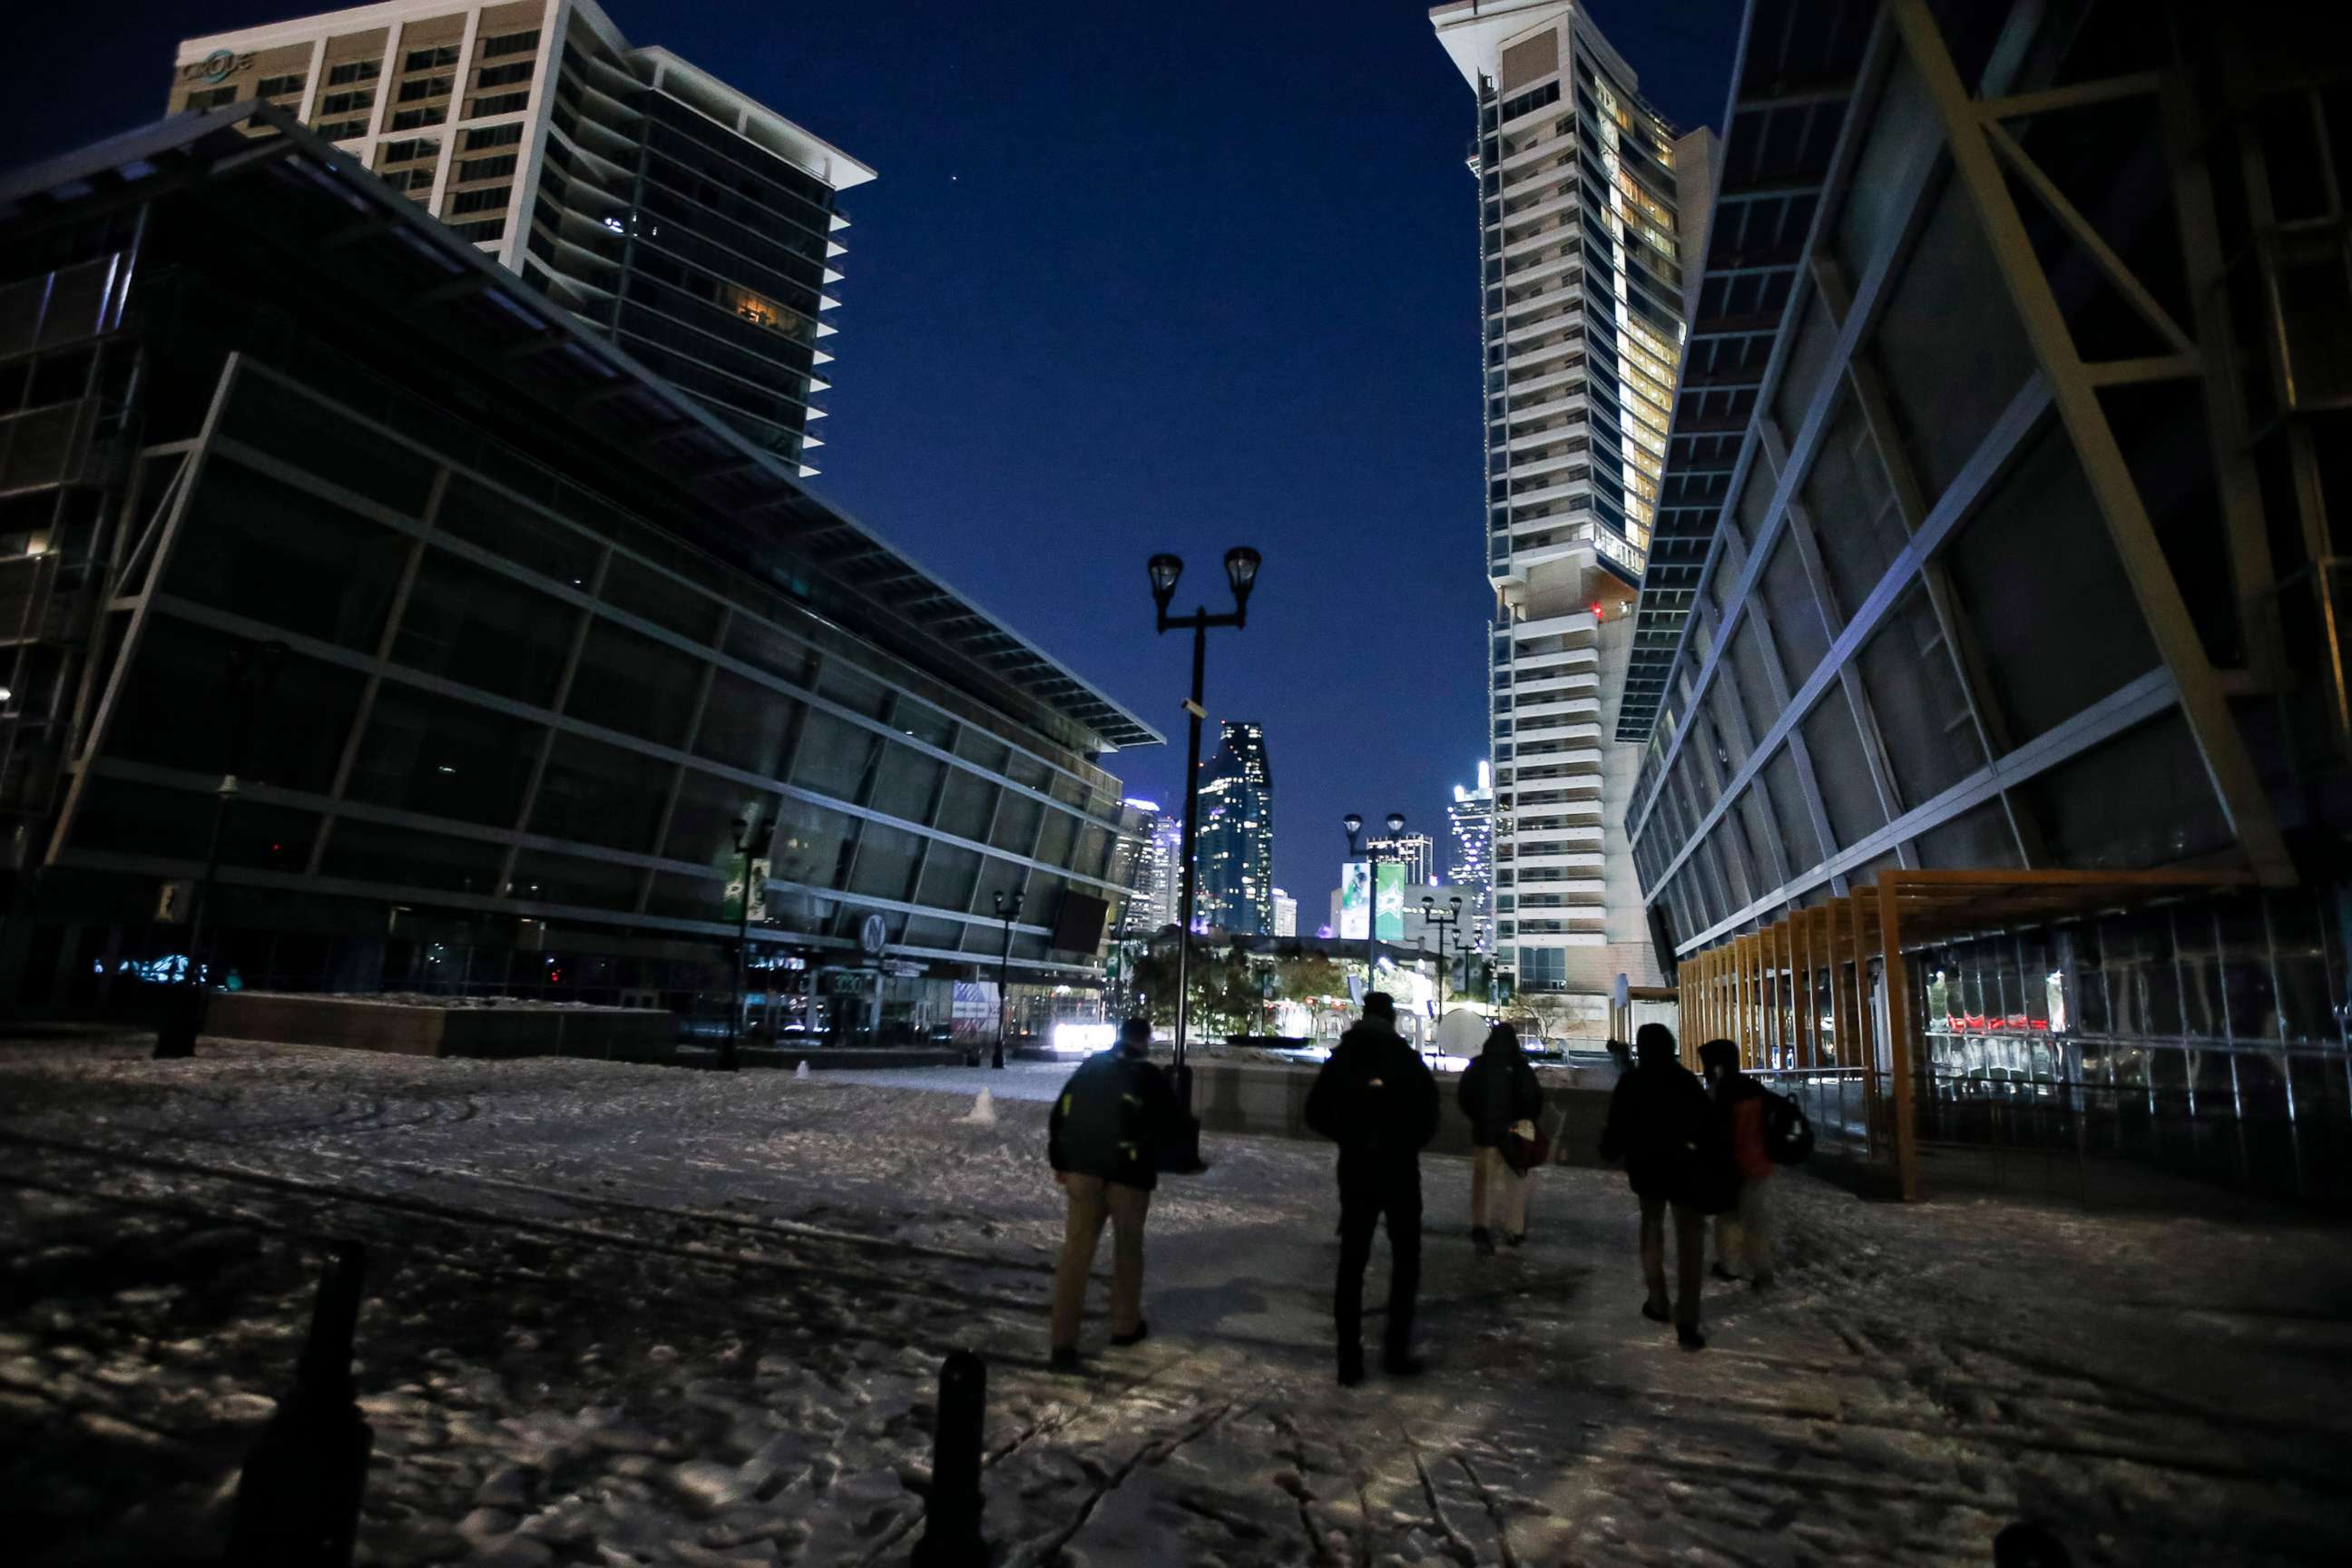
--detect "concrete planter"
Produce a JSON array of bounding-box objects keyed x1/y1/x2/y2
[{"x1": 204, "y1": 993, "x2": 675, "y2": 1061}]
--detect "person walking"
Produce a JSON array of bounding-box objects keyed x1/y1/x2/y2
[
  {"x1": 1598, "y1": 1022, "x2": 1726, "y2": 1350},
  {"x1": 1700, "y1": 1038, "x2": 1777, "y2": 1289},
  {"x1": 1304, "y1": 991, "x2": 1439, "y2": 1386},
  {"x1": 1457, "y1": 1022, "x2": 1544, "y2": 1253},
  {"x1": 1047, "y1": 1017, "x2": 1179, "y2": 1370}
]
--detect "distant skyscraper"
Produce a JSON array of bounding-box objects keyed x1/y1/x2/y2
[
  {"x1": 1367, "y1": 832, "x2": 1437, "y2": 886},
  {"x1": 1430, "y1": 1, "x2": 1712, "y2": 995},
  {"x1": 1448, "y1": 760, "x2": 1495, "y2": 941},
  {"x1": 1121, "y1": 800, "x2": 1181, "y2": 932},
  {"x1": 1272, "y1": 888, "x2": 1298, "y2": 939},
  {"x1": 1195, "y1": 721, "x2": 1273, "y2": 936}
]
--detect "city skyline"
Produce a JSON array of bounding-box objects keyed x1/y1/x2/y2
[{"x1": 0, "y1": 0, "x2": 1745, "y2": 910}]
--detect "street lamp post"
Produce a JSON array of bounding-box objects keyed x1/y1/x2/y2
[
  {"x1": 723, "y1": 804, "x2": 772, "y2": 1073},
  {"x1": 1420, "y1": 894, "x2": 1464, "y2": 1009},
  {"x1": 156, "y1": 638, "x2": 286, "y2": 1061},
  {"x1": 1149, "y1": 545, "x2": 1260, "y2": 1173},
  {"x1": 991, "y1": 888, "x2": 1024, "y2": 1070},
  {"x1": 1341, "y1": 810, "x2": 1406, "y2": 1006}
]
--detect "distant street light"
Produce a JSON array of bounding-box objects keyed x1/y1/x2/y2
[
  {"x1": 991, "y1": 888, "x2": 1024, "y2": 1070},
  {"x1": 1342, "y1": 811, "x2": 1407, "y2": 1004},
  {"x1": 157, "y1": 638, "x2": 287, "y2": 1060},
  {"x1": 1421, "y1": 894, "x2": 1464, "y2": 1008},
  {"x1": 1149, "y1": 544, "x2": 1260, "y2": 1172}
]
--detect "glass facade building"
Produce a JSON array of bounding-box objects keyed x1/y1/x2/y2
[
  {"x1": 1430, "y1": 1, "x2": 1714, "y2": 998},
  {"x1": 1194, "y1": 721, "x2": 1273, "y2": 936},
  {"x1": 1622, "y1": 0, "x2": 2352, "y2": 1204},
  {"x1": 0, "y1": 106, "x2": 1157, "y2": 1033},
  {"x1": 168, "y1": 0, "x2": 873, "y2": 475},
  {"x1": 1446, "y1": 760, "x2": 1495, "y2": 942}
]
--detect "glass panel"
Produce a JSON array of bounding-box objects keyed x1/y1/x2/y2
[
  {"x1": 564, "y1": 618, "x2": 702, "y2": 748},
  {"x1": 347, "y1": 681, "x2": 543, "y2": 827},
  {"x1": 602, "y1": 561, "x2": 721, "y2": 642},
  {"x1": 435, "y1": 474, "x2": 600, "y2": 586},
  {"x1": 510, "y1": 848, "x2": 644, "y2": 909},
  {"x1": 2014, "y1": 713, "x2": 2230, "y2": 867},
  {"x1": 1856, "y1": 586, "x2": 1986, "y2": 808},
  {"x1": 989, "y1": 790, "x2": 1044, "y2": 857},
  {"x1": 817, "y1": 659, "x2": 892, "y2": 719},
  {"x1": 320, "y1": 817, "x2": 505, "y2": 895},
  {"x1": 724, "y1": 616, "x2": 817, "y2": 687},
  {"x1": 526, "y1": 731, "x2": 671, "y2": 851},
  {"x1": 1944, "y1": 425, "x2": 2160, "y2": 742},
  {"x1": 1761, "y1": 745, "x2": 1823, "y2": 876},
  {"x1": 695, "y1": 670, "x2": 799, "y2": 778},
  {"x1": 1798, "y1": 691, "x2": 1886, "y2": 850},
  {"x1": 915, "y1": 843, "x2": 981, "y2": 914},
  {"x1": 771, "y1": 795, "x2": 856, "y2": 892},
  {"x1": 219, "y1": 372, "x2": 436, "y2": 515},
  {"x1": 1032, "y1": 806, "x2": 1076, "y2": 872},
  {"x1": 165, "y1": 458, "x2": 411, "y2": 652},
  {"x1": 847, "y1": 822, "x2": 923, "y2": 901},
  {"x1": 790, "y1": 707, "x2": 880, "y2": 802},
  {"x1": 866, "y1": 742, "x2": 943, "y2": 826},
  {"x1": 934, "y1": 768, "x2": 999, "y2": 842},
  {"x1": 103, "y1": 616, "x2": 363, "y2": 795},
  {"x1": 662, "y1": 768, "x2": 765, "y2": 870},
  {"x1": 391, "y1": 548, "x2": 578, "y2": 709}
]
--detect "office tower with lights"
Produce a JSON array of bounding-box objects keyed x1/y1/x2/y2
[
  {"x1": 1121, "y1": 801, "x2": 1181, "y2": 933},
  {"x1": 1447, "y1": 760, "x2": 1495, "y2": 940},
  {"x1": 169, "y1": 0, "x2": 872, "y2": 475},
  {"x1": 1366, "y1": 831, "x2": 1437, "y2": 886},
  {"x1": 1195, "y1": 721, "x2": 1273, "y2": 936},
  {"x1": 1430, "y1": 1, "x2": 1712, "y2": 996},
  {"x1": 1272, "y1": 888, "x2": 1298, "y2": 939}
]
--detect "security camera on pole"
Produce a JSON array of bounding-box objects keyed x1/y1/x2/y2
[{"x1": 1147, "y1": 544, "x2": 1260, "y2": 1175}]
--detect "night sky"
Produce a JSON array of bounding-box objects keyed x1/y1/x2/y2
[{"x1": 0, "y1": 0, "x2": 1742, "y2": 907}]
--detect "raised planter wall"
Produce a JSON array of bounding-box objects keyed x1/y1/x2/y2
[
  {"x1": 1186, "y1": 1059, "x2": 1619, "y2": 1168},
  {"x1": 204, "y1": 993, "x2": 676, "y2": 1061}
]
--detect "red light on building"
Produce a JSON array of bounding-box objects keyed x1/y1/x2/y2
[{"x1": 1591, "y1": 601, "x2": 1603, "y2": 621}]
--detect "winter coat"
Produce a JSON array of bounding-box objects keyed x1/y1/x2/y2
[
  {"x1": 1714, "y1": 1073, "x2": 1775, "y2": 1182},
  {"x1": 1049, "y1": 1049, "x2": 1180, "y2": 1191},
  {"x1": 1456, "y1": 1049, "x2": 1544, "y2": 1149},
  {"x1": 1303, "y1": 1022, "x2": 1439, "y2": 1161},
  {"x1": 1598, "y1": 1055, "x2": 1731, "y2": 1208}
]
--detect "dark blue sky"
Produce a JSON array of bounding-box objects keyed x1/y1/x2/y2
[{"x1": 2, "y1": 0, "x2": 1741, "y2": 907}]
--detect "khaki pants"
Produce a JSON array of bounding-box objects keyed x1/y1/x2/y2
[
  {"x1": 1639, "y1": 1194, "x2": 1706, "y2": 1330},
  {"x1": 1713, "y1": 1176, "x2": 1773, "y2": 1279},
  {"x1": 1050, "y1": 1174, "x2": 1150, "y2": 1351},
  {"x1": 1469, "y1": 1145, "x2": 1531, "y2": 1236}
]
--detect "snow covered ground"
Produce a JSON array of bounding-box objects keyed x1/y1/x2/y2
[{"x1": 2, "y1": 1033, "x2": 2347, "y2": 1567}]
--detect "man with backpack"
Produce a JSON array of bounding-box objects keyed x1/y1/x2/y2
[
  {"x1": 1047, "y1": 1017, "x2": 1180, "y2": 1370},
  {"x1": 1304, "y1": 992, "x2": 1440, "y2": 1386},
  {"x1": 1598, "y1": 1022, "x2": 1726, "y2": 1349},
  {"x1": 1699, "y1": 1036, "x2": 1801, "y2": 1289}
]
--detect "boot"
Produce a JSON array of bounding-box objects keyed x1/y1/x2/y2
[
  {"x1": 1472, "y1": 1227, "x2": 1495, "y2": 1256},
  {"x1": 1338, "y1": 1348, "x2": 1366, "y2": 1387}
]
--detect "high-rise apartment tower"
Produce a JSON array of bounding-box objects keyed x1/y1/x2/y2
[
  {"x1": 169, "y1": 0, "x2": 873, "y2": 475},
  {"x1": 1430, "y1": 1, "x2": 1712, "y2": 996}
]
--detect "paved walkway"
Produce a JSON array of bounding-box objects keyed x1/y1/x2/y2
[{"x1": 2, "y1": 1035, "x2": 2346, "y2": 1566}]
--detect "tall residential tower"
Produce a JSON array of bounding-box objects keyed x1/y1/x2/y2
[
  {"x1": 1195, "y1": 722, "x2": 1273, "y2": 936},
  {"x1": 170, "y1": 0, "x2": 873, "y2": 475},
  {"x1": 1430, "y1": 1, "x2": 1712, "y2": 998}
]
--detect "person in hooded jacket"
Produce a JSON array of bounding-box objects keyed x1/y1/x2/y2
[
  {"x1": 1047, "y1": 1017, "x2": 1180, "y2": 1369},
  {"x1": 1456, "y1": 1022, "x2": 1544, "y2": 1253},
  {"x1": 1700, "y1": 1038, "x2": 1777, "y2": 1288},
  {"x1": 1597, "y1": 1022, "x2": 1722, "y2": 1349},
  {"x1": 1304, "y1": 992, "x2": 1439, "y2": 1386}
]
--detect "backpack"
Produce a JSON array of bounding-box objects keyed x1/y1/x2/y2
[{"x1": 1762, "y1": 1088, "x2": 1814, "y2": 1166}]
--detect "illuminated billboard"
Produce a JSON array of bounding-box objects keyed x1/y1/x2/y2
[
  {"x1": 1338, "y1": 860, "x2": 1370, "y2": 940},
  {"x1": 1374, "y1": 860, "x2": 1405, "y2": 941}
]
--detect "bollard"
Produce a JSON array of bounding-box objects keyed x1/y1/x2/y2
[
  {"x1": 228, "y1": 1240, "x2": 374, "y2": 1566},
  {"x1": 910, "y1": 1349, "x2": 986, "y2": 1566}
]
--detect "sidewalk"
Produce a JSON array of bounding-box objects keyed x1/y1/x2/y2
[{"x1": 1, "y1": 1035, "x2": 2346, "y2": 1565}]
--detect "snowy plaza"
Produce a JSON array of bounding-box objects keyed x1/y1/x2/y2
[{"x1": 0, "y1": 1036, "x2": 2345, "y2": 1567}]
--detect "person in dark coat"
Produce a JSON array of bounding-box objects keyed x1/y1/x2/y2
[
  {"x1": 1304, "y1": 992, "x2": 1439, "y2": 1386},
  {"x1": 1597, "y1": 1022, "x2": 1721, "y2": 1349},
  {"x1": 1047, "y1": 1017, "x2": 1180, "y2": 1369},
  {"x1": 1456, "y1": 1022, "x2": 1544, "y2": 1253}
]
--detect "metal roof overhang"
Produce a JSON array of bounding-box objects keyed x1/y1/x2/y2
[
  {"x1": 0, "y1": 103, "x2": 1162, "y2": 756},
  {"x1": 1615, "y1": 0, "x2": 1877, "y2": 744}
]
